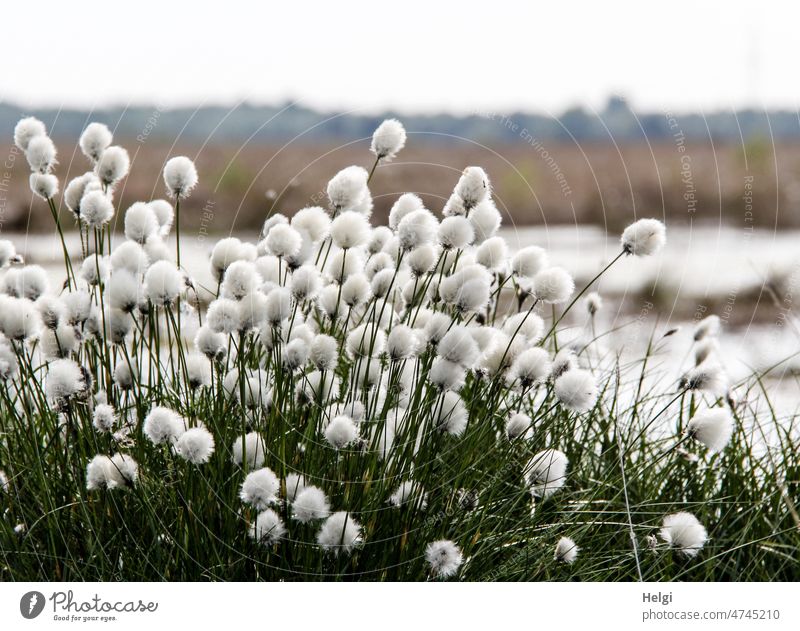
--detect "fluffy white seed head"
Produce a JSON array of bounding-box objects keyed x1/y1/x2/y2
[
  {"x1": 307, "y1": 335, "x2": 337, "y2": 371},
  {"x1": 124, "y1": 202, "x2": 159, "y2": 243},
  {"x1": 79, "y1": 122, "x2": 112, "y2": 162},
  {"x1": 438, "y1": 216, "x2": 474, "y2": 250},
  {"x1": 16, "y1": 265, "x2": 49, "y2": 300},
  {"x1": 621, "y1": 218, "x2": 666, "y2": 256},
  {"x1": 186, "y1": 353, "x2": 212, "y2": 389},
  {"x1": 686, "y1": 408, "x2": 734, "y2": 452},
  {"x1": 25, "y1": 135, "x2": 57, "y2": 173},
  {"x1": 13, "y1": 117, "x2": 46, "y2": 151},
  {"x1": 476, "y1": 236, "x2": 508, "y2": 271},
  {"x1": 317, "y1": 511, "x2": 362, "y2": 555},
  {"x1": 436, "y1": 391, "x2": 468, "y2": 436},
  {"x1": 291, "y1": 206, "x2": 330, "y2": 242},
  {"x1": 437, "y1": 326, "x2": 479, "y2": 367},
  {"x1": 387, "y1": 324, "x2": 419, "y2": 361},
  {"x1": 0, "y1": 296, "x2": 42, "y2": 340},
  {"x1": 554, "y1": 537, "x2": 579, "y2": 564},
  {"x1": 264, "y1": 287, "x2": 292, "y2": 326},
  {"x1": 292, "y1": 485, "x2": 331, "y2": 523},
  {"x1": 388, "y1": 193, "x2": 424, "y2": 230},
  {"x1": 45, "y1": 358, "x2": 85, "y2": 402},
  {"x1": 221, "y1": 261, "x2": 261, "y2": 300},
  {"x1": 211, "y1": 237, "x2": 244, "y2": 280},
  {"x1": 240, "y1": 467, "x2": 280, "y2": 510},
  {"x1": 554, "y1": 369, "x2": 597, "y2": 412},
  {"x1": 511, "y1": 246, "x2": 549, "y2": 278},
  {"x1": 586, "y1": 291, "x2": 603, "y2": 315},
  {"x1": 95, "y1": 146, "x2": 130, "y2": 185},
  {"x1": 29, "y1": 172, "x2": 59, "y2": 199},
  {"x1": 330, "y1": 211, "x2": 370, "y2": 249},
  {"x1": 425, "y1": 540, "x2": 463, "y2": 578},
  {"x1": 80, "y1": 191, "x2": 115, "y2": 227},
  {"x1": 533, "y1": 267, "x2": 574, "y2": 304},
  {"x1": 371, "y1": 118, "x2": 406, "y2": 160},
  {"x1": 265, "y1": 223, "x2": 302, "y2": 258},
  {"x1": 232, "y1": 432, "x2": 267, "y2": 469},
  {"x1": 110, "y1": 241, "x2": 148, "y2": 276},
  {"x1": 429, "y1": 358, "x2": 466, "y2": 391},
  {"x1": 291, "y1": 265, "x2": 321, "y2": 301},
  {"x1": 327, "y1": 166, "x2": 368, "y2": 211},
  {"x1": 455, "y1": 166, "x2": 490, "y2": 210},
  {"x1": 207, "y1": 298, "x2": 241, "y2": 334},
  {"x1": 469, "y1": 199, "x2": 501, "y2": 243},
  {"x1": 149, "y1": 200, "x2": 174, "y2": 237},
  {"x1": 144, "y1": 260, "x2": 182, "y2": 306},
  {"x1": 175, "y1": 427, "x2": 215, "y2": 465},
  {"x1": 143, "y1": 407, "x2": 185, "y2": 445},
  {"x1": 341, "y1": 273, "x2": 371, "y2": 307},
  {"x1": 694, "y1": 314, "x2": 721, "y2": 341},
  {"x1": 368, "y1": 226, "x2": 393, "y2": 254},
  {"x1": 325, "y1": 415, "x2": 358, "y2": 449},
  {"x1": 526, "y1": 449, "x2": 568, "y2": 498},
  {"x1": 326, "y1": 248, "x2": 364, "y2": 284},
  {"x1": 195, "y1": 325, "x2": 226, "y2": 361},
  {"x1": 163, "y1": 156, "x2": 198, "y2": 198},
  {"x1": 509, "y1": 347, "x2": 552, "y2": 387},
  {"x1": 659, "y1": 512, "x2": 707, "y2": 557},
  {"x1": 681, "y1": 361, "x2": 727, "y2": 397},
  {"x1": 248, "y1": 509, "x2": 286, "y2": 546},
  {"x1": 506, "y1": 412, "x2": 532, "y2": 440},
  {"x1": 398, "y1": 209, "x2": 438, "y2": 251}
]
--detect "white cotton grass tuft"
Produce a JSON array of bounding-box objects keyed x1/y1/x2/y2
[
  {"x1": 29, "y1": 173, "x2": 59, "y2": 199},
  {"x1": 398, "y1": 209, "x2": 438, "y2": 251},
  {"x1": 86, "y1": 454, "x2": 138, "y2": 491},
  {"x1": 143, "y1": 406, "x2": 185, "y2": 445},
  {"x1": 509, "y1": 347, "x2": 551, "y2": 387},
  {"x1": 25, "y1": 135, "x2": 57, "y2": 173},
  {"x1": 425, "y1": 540, "x2": 463, "y2": 578},
  {"x1": 533, "y1": 267, "x2": 574, "y2": 304},
  {"x1": 659, "y1": 512, "x2": 708, "y2": 557},
  {"x1": 317, "y1": 511, "x2": 362, "y2": 555},
  {"x1": 232, "y1": 432, "x2": 267, "y2": 469},
  {"x1": 144, "y1": 260, "x2": 183, "y2": 306},
  {"x1": 389, "y1": 481, "x2": 427, "y2": 509},
  {"x1": 506, "y1": 412, "x2": 532, "y2": 440},
  {"x1": 324, "y1": 415, "x2": 359, "y2": 449},
  {"x1": 13, "y1": 116, "x2": 46, "y2": 151},
  {"x1": 554, "y1": 537, "x2": 579, "y2": 564},
  {"x1": 292, "y1": 485, "x2": 331, "y2": 523},
  {"x1": 438, "y1": 215, "x2": 474, "y2": 250},
  {"x1": 149, "y1": 200, "x2": 174, "y2": 237},
  {"x1": 371, "y1": 118, "x2": 406, "y2": 160},
  {"x1": 248, "y1": 509, "x2": 286, "y2": 546},
  {"x1": 511, "y1": 246, "x2": 548, "y2": 278},
  {"x1": 185, "y1": 353, "x2": 212, "y2": 389},
  {"x1": 94, "y1": 146, "x2": 130, "y2": 186},
  {"x1": 0, "y1": 296, "x2": 42, "y2": 340},
  {"x1": 45, "y1": 358, "x2": 85, "y2": 402},
  {"x1": 92, "y1": 403, "x2": 116, "y2": 433},
  {"x1": 80, "y1": 191, "x2": 115, "y2": 227},
  {"x1": 476, "y1": 236, "x2": 508, "y2": 271},
  {"x1": 175, "y1": 427, "x2": 215, "y2": 465},
  {"x1": 207, "y1": 298, "x2": 241, "y2": 334},
  {"x1": 292, "y1": 206, "x2": 330, "y2": 242},
  {"x1": 681, "y1": 360, "x2": 727, "y2": 397},
  {"x1": 330, "y1": 211, "x2": 370, "y2": 249},
  {"x1": 124, "y1": 202, "x2": 159, "y2": 243},
  {"x1": 621, "y1": 218, "x2": 666, "y2": 256},
  {"x1": 694, "y1": 314, "x2": 721, "y2": 341},
  {"x1": 327, "y1": 166, "x2": 369, "y2": 212},
  {"x1": 454, "y1": 166, "x2": 490, "y2": 210},
  {"x1": 526, "y1": 449, "x2": 569, "y2": 498},
  {"x1": 685, "y1": 408, "x2": 734, "y2": 452},
  {"x1": 79, "y1": 122, "x2": 113, "y2": 162},
  {"x1": 240, "y1": 467, "x2": 280, "y2": 510},
  {"x1": 285, "y1": 473, "x2": 307, "y2": 502},
  {"x1": 163, "y1": 156, "x2": 198, "y2": 198},
  {"x1": 586, "y1": 291, "x2": 603, "y2": 316},
  {"x1": 435, "y1": 391, "x2": 468, "y2": 436},
  {"x1": 554, "y1": 369, "x2": 597, "y2": 412},
  {"x1": 265, "y1": 222, "x2": 302, "y2": 258}
]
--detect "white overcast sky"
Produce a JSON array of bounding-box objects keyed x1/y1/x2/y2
[{"x1": 2, "y1": 0, "x2": 797, "y2": 114}]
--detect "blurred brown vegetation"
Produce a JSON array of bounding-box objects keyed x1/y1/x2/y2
[{"x1": 2, "y1": 137, "x2": 798, "y2": 235}]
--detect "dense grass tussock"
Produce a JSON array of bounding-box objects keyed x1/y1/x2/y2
[{"x1": 0, "y1": 117, "x2": 798, "y2": 581}]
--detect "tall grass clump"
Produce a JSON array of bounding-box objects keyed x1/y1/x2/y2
[{"x1": 0, "y1": 118, "x2": 798, "y2": 581}]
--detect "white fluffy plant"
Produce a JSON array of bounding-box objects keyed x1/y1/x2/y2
[{"x1": 7, "y1": 114, "x2": 763, "y2": 584}]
